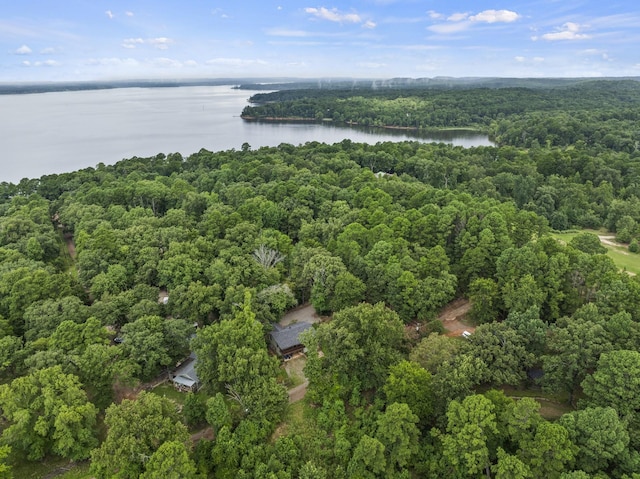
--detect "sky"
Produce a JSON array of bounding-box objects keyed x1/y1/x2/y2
[{"x1": 1, "y1": 0, "x2": 639, "y2": 82}]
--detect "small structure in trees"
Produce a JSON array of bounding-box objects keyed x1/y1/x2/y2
[
  {"x1": 270, "y1": 322, "x2": 312, "y2": 359},
  {"x1": 170, "y1": 352, "x2": 200, "y2": 392}
]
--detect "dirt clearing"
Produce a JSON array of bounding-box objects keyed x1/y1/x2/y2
[
  {"x1": 280, "y1": 303, "x2": 321, "y2": 327},
  {"x1": 437, "y1": 298, "x2": 475, "y2": 337}
]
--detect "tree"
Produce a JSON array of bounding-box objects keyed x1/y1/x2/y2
[
  {"x1": 375, "y1": 402, "x2": 421, "y2": 473},
  {"x1": 469, "y1": 278, "x2": 500, "y2": 324},
  {"x1": 347, "y1": 435, "x2": 386, "y2": 479},
  {"x1": 192, "y1": 293, "x2": 286, "y2": 425},
  {"x1": 90, "y1": 392, "x2": 189, "y2": 479},
  {"x1": 383, "y1": 360, "x2": 433, "y2": 425},
  {"x1": 0, "y1": 445, "x2": 12, "y2": 479},
  {"x1": 466, "y1": 322, "x2": 534, "y2": 386},
  {"x1": 569, "y1": 232, "x2": 607, "y2": 255},
  {"x1": 542, "y1": 312, "x2": 611, "y2": 405},
  {"x1": 519, "y1": 422, "x2": 577, "y2": 479},
  {"x1": 409, "y1": 333, "x2": 460, "y2": 374},
  {"x1": 121, "y1": 315, "x2": 192, "y2": 380},
  {"x1": 303, "y1": 302, "x2": 404, "y2": 397},
  {"x1": 440, "y1": 394, "x2": 498, "y2": 478},
  {"x1": 581, "y1": 350, "x2": 640, "y2": 418},
  {"x1": 139, "y1": 441, "x2": 198, "y2": 479},
  {"x1": 0, "y1": 366, "x2": 98, "y2": 461},
  {"x1": 492, "y1": 448, "x2": 532, "y2": 479},
  {"x1": 559, "y1": 407, "x2": 629, "y2": 473}
]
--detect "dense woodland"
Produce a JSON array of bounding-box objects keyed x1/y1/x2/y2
[{"x1": 1, "y1": 80, "x2": 640, "y2": 478}]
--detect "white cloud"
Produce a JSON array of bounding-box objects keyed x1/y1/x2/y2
[
  {"x1": 469, "y1": 10, "x2": 520, "y2": 23},
  {"x1": 15, "y1": 44, "x2": 32, "y2": 55},
  {"x1": 448, "y1": 13, "x2": 469, "y2": 22},
  {"x1": 122, "y1": 38, "x2": 144, "y2": 49},
  {"x1": 105, "y1": 10, "x2": 114, "y2": 19},
  {"x1": 539, "y1": 22, "x2": 590, "y2": 41},
  {"x1": 428, "y1": 22, "x2": 470, "y2": 34},
  {"x1": 87, "y1": 57, "x2": 140, "y2": 67},
  {"x1": 148, "y1": 37, "x2": 173, "y2": 50},
  {"x1": 357, "y1": 62, "x2": 386, "y2": 68},
  {"x1": 266, "y1": 28, "x2": 310, "y2": 37},
  {"x1": 429, "y1": 9, "x2": 520, "y2": 35},
  {"x1": 151, "y1": 57, "x2": 182, "y2": 68},
  {"x1": 305, "y1": 7, "x2": 361, "y2": 23},
  {"x1": 23, "y1": 59, "x2": 61, "y2": 67},
  {"x1": 206, "y1": 58, "x2": 267, "y2": 66}
]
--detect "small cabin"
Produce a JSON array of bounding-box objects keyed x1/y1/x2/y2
[
  {"x1": 270, "y1": 322, "x2": 312, "y2": 359},
  {"x1": 170, "y1": 352, "x2": 200, "y2": 392}
]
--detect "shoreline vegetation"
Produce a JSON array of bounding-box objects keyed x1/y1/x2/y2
[{"x1": 240, "y1": 114, "x2": 486, "y2": 133}]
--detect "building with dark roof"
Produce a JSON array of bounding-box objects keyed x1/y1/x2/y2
[
  {"x1": 170, "y1": 351, "x2": 200, "y2": 392},
  {"x1": 270, "y1": 322, "x2": 312, "y2": 358}
]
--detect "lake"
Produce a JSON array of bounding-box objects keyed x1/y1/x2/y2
[{"x1": 0, "y1": 85, "x2": 494, "y2": 184}]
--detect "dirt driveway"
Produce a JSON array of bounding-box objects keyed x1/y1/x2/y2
[
  {"x1": 437, "y1": 298, "x2": 475, "y2": 337},
  {"x1": 279, "y1": 303, "x2": 321, "y2": 327}
]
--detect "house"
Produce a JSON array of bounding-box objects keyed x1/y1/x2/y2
[
  {"x1": 270, "y1": 322, "x2": 312, "y2": 359},
  {"x1": 170, "y1": 352, "x2": 200, "y2": 392}
]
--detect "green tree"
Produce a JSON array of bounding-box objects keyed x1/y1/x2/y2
[
  {"x1": 375, "y1": 402, "x2": 421, "y2": 473},
  {"x1": 519, "y1": 422, "x2": 577, "y2": 479},
  {"x1": 0, "y1": 366, "x2": 98, "y2": 461},
  {"x1": 581, "y1": 350, "x2": 640, "y2": 418},
  {"x1": 121, "y1": 315, "x2": 192, "y2": 380},
  {"x1": 383, "y1": 360, "x2": 433, "y2": 425},
  {"x1": 569, "y1": 232, "x2": 607, "y2": 255},
  {"x1": 469, "y1": 278, "x2": 500, "y2": 324},
  {"x1": 440, "y1": 394, "x2": 498, "y2": 478},
  {"x1": 559, "y1": 407, "x2": 629, "y2": 473},
  {"x1": 139, "y1": 441, "x2": 198, "y2": 479},
  {"x1": 0, "y1": 445, "x2": 12, "y2": 479},
  {"x1": 466, "y1": 322, "x2": 534, "y2": 386},
  {"x1": 409, "y1": 333, "x2": 460, "y2": 374},
  {"x1": 304, "y1": 302, "x2": 404, "y2": 397},
  {"x1": 192, "y1": 293, "x2": 286, "y2": 425},
  {"x1": 90, "y1": 392, "x2": 189, "y2": 479},
  {"x1": 492, "y1": 447, "x2": 532, "y2": 479},
  {"x1": 347, "y1": 435, "x2": 386, "y2": 479}
]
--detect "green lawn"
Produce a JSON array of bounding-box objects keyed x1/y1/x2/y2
[{"x1": 551, "y1": 229, "x2": 640, "y2": 276}]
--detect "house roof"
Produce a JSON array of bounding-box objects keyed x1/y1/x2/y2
[
  {"x1": 172, "y1": 357, "x2": 199, "y2": 386},
  {"x1": 271, "y1": 322, "x2": 312, "y2": 350}
]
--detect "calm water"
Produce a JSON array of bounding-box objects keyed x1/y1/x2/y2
[{"x1": 0, "y1": 85, "x2": 493, "y2": 183}]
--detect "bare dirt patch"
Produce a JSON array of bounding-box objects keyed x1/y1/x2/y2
[
  {"x1": 280, "y1": 303, "x2": 322, "y2": 327},
  {"x1": 437, "y1": 298, "x2": 475, "y2": 337},
  {"x1": 599, "y1": 235, "x2": 628, "y2": 252}
]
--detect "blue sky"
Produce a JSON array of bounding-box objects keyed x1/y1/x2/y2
[{"x1": 1, "y1": 1, "x2": 639, "y2": 81}]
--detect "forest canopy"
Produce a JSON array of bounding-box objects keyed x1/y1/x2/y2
[{"x1": 1, "y1": 79, "x2": 640, "y2": 478}]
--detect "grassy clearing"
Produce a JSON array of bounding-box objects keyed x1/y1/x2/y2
[
  {"x1": 272, "y1": 400, "x2": 307, "y2": 441},
  {"x1": 57, "y1": 463, "x2": 92, "y2": 479},
  {"x1": 551, "y1": 229, "x2": 640, "y2": 275},
  {"x1": 150, "y1": 383, "x2": 188, "y2": 405},
  {"x1": 9, "y1": 456, "x2": 76, "y2": 479}
]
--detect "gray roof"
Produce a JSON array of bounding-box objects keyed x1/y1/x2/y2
[
  {"x1": 172, "y1": 358, "x2": 199, "y2": 387},
  {"x1": 271, "y1": 322, "x2": 312, "y2": 350}
]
